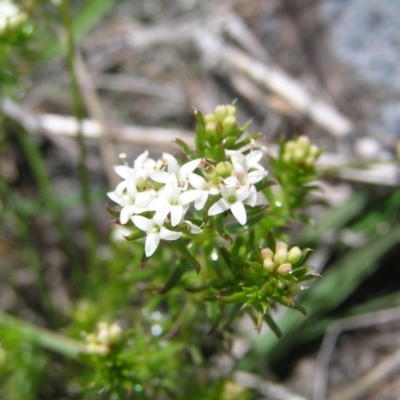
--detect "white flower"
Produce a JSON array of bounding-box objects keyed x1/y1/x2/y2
[
  {"x1": 228, "y1": 147, "x2": 268, "y2": 185},
  {"x1": 131, "y1": 216, "x2": 182, "y2": 257},
  {"x1": 150, "y1": 153, "x2": 202, "y2": 190},
  {"x1": 208, "y1": 182, "x2": 252, "y2": 225},
  {"x1": 108, "y1": 179, "x2": 156, "y2": 224},
  {"x1": 148, "y1": 177, "x2": 202, "y2": 226}
]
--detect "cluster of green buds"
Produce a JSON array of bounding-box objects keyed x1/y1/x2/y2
[
  {"x1": 218, "y1": 239, "x2": 316, "y2": 330},
  {"x1": 85, "y1": 322, "x2": 123, "y2": 356},
  {"x1": 282, "y1": 135, "x2": 321, "y2": 171},
  {"x1": 203, "y1": 104, "x2": 238, "y2": 141}
]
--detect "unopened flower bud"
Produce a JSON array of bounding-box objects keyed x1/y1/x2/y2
[
  {"x1": 261, "y1": 247, "x2": 274, "y2": 259},
  {"x1": 276, "y1": 263, "x2": 292, "y2": 276},
  {"x1": 274, "y1": 249, "x2": 288, "y2": 265},
  {"x1": 226, "y1": 105, "x2": 237, "y2": 116},
  {"x1": 285, "y1": 140, "x2": 295, "y2": 151},
  {"x1": 214, "y1": 105, "x2": 228, "y2": 122},
  {"x1": 109, "y1": 323, "x2": 123, "y2": 342},
  {"x1": 287, "y1": 246, "x2": 302, "y2": 264},
  {"x1": 205, "y1": 122, "x2": 216, "y2": 136},
  {"x1": 298, "y1": 135, "x2": 310, "y2": 147},
  {"x1": 293, "y1": 148, "x2": 306, "y2": 163},
  {"x1": 86, "y1": 343, "x2": 109, "y2": 356},
  {"x1": 222, "y1": 115, "x2": 236, "y2": 129},
  {"x1": 276, "y1": 280, "x2": 286, "y2": 290},
  {"x1": 304, "y1": 156, "x2": 315, "y2": 168},
  {"x1": 204, "y1": 113, "x2": 215, "y2": 123},
  {"x1": 275, "y1": 241, "x2": 288, "y2": 251},
  {"x1": 215, "y1": 161, "x2": 233, "y2": 178},
  {"x1": 308, "y1": 144, "x2": 319, "y2": 157},
  {"x1": 288, "y1": 283, "x2": 302, "y2": 295},
  {"x1": 263, "y1": 257, "x2": 275, "y2": 273}
]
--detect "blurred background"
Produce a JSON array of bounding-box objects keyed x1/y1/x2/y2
[{"x1": 1, "y1": 0, "x2": 400, "y2": 399}]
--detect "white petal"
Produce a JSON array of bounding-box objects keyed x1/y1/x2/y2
[
  {"x1": 134, "y1": 150, "x2": 149, "y2": 170},
  {"x1": 126, "y1": 178, "x2": 138, "y2": 198},
  {"x1": 247, "y1": 149, "x2": 264, "y2": 166},
  {"x1": 222, "y1": 176, "x2": 240, "y2": 188},
  {"x1": 153, "y1": 208, "x2": 170, "y2": 226},
  {"x1": 162, "y1": 153, "x2": 179, "y2": 175},
  {"x1": 135, "y1": 190, "x2": 156, "y2": 206},
  {"x1": 120, "y1": 205, "x2": 137, "y2": 225},
  {"x1": 107, "y1": 191, "x2": 121, "y2": 204},
  {"x1": 189, "y1": 173, "x2": 207, "y2": 189},
  {"x1": 185, "y1": 221, "x2": 202, "y2": 234},
  {"x1": 194, "y1": 191, "x2": 209, "y2": 210},
  {"x1": 160, "y1": 227, "x2": 182, "y2": 241},
  {"x1": 245, "y1": 186, "x2": 258, "y2": 207},
  {"x1": 231, "y1": 202, "x2": 247, "y2": 225},
  {"x1": 179, "y1": 190, "x2": 202, "y2": 205},
  {"x1": 179, "y1": 159, "x2": 201, "y2": 178},
  {"x1": 170, "y1": 205, "x2": 184, "y2": 227},
  {"x1": 235, "y1": 185, "x2": 252, "y2": 202},
  {"x1": 114, "y1": 165, "x2": 133, "y2": 180},
  {"x1": 208, "y1": 198, "x2": 230, "y2": 216},
  {"x1": 131, "y1": 216, "x2": 152, "y2": 232},
  {"x1": 145, "y1": 232, "x2": 160, "y2": 257},
  {"x1": 148, "y1": 197, "x2": 170, "y2": 211},
  {"x1": 150, "y1": 171, "x2": 172, "y2": 184}
]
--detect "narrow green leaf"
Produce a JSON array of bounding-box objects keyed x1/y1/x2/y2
[
  {"x1": 159, "y1": 259, "x2": 190, "y2": 294},
  {"x1": 172, "y1": 240, "x2": 201, "y2": 273},
  {"x1": 263, "y1": 313, "x2": 282, "y2": 339}
]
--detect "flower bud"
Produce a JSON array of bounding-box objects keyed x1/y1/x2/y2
[
  {"x1": 288, "y1": 283, "x2": 302, "y2": 295},
  {"x1": 298, "y1": 135, "x2": 310, "y2": 147},
  {"x1": 287, "y1": 246, "x2": 302, "y2": 265},
  {"x1": 215, "y1": 161, "x2": 233, "y2": 178},
  {"x1": 226, "y1": 104, "x2": 237, "y2": 116},
  {"x1": 276, "y1": 263, "x2": 292, "y2": 276},
  {"x1": 293, "y1": 148, "x2": 306, "y2": 163},
  {"x1": 109, "y1": 323, "x2": 123, "y2": 342},
  {"x1": 204, "y1": 113, "x2": 215, "y2": 123},
  {"x1": 275, "y1": 241, "x2": 288, "y2": 251},
  {"x1": 274, "y1": 249, "x2": 288, "y2": 265},
  {"x1": 205, "y1": 122, "x2": 216, "y2": 136},
  {"x1": 263, "y1": 257, "x2": 275, "y2": 273},
  {"x1": 261, "y1": 247, "x2": 274, "y2": 260},
  {"x1": 276, "y1": 280, "x2": 286, "y2": 290},
  {"x1": 222, "y1": 115, "x2": 236, "y2": 129},
  {"x1": 214, "y1": 105, "x2": 228, "y2": 122}
]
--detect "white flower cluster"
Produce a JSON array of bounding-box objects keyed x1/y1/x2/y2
[{"x1": 108, "y1": 146, "x2": 267, "y2": 257}]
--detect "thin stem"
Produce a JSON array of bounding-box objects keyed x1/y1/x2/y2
[
  {"x1": 60, "y1": 0, "x2": 97, "y2": 281},
  {"x1": 0, "y1": 312, "x2": 86, "y2": 359}
]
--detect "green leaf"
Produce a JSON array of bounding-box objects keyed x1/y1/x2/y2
[
  {"x1": 263, "y1": 313, "x2": 282, "y2": 339},
  {"x1": 172, "y1": 240, "x2": 201, "y2": 273},
  {"x1": 159, "y1": 258, "x2": 191, "y2": 294},
  {"x1": 173, "y1": 138, "x2": 196, "y2": 158}
]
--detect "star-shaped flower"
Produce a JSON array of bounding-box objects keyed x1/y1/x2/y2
[
  {"x1": 208, "y1": 182, "x2": 252, "y2": 225},
  {"x1": 131, "y1": 215, "x2": 182, "y2": 257}
]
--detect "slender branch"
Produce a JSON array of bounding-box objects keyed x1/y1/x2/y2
[{"x1": 0, "y1": 312, "x2": 86, "y2": 359}]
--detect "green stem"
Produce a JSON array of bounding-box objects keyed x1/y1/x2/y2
[
  {"x1": 60, "y1": 0, "x2": 97, "y2": 282},
  {"x1": 0, "y1": 312, "x2": 86, "y2": 359}
]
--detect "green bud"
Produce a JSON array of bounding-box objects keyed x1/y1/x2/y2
[
  {"x1": 304, "y1": 156, "x2": 315, "y2": 168},
  {"x1": 285, "y1": 140, "x2": 295, "y2": 152},
  {"x1": 280, "y1": 296, "x2": 295, "y2": 307},
  {"x1": 293, "y1": 148, "x2": 306, "y2": 163},
  {"x1": 204, "y1": 113, "x2": 215, "y2": 123},
  {"x1": 276, "y1": 263, "x2": 292, "y2": 276},
  {"x1": 263, "y1": 257, "x2": 275, "y2": 273},
  {"x1": 288, "y1": 283, "x2": 302, "y2": 295},
  {"x1": 275, "y1": 241, "x2": 288, "y2": 251},
  {"x1": 283, "y1": 153, "x2": 292, "y2": 164},
  {"x1": 205, "y1": 122, "x2": 216, "y2": 136},
  {"x1": 215, "y1": 161, "x2": 233, "y2": 178},
  {"x1": 222, "y1": 115, "x2": 236, "y2": 129},
  {"x1": 298, "y1": 135, "x2": 310, "y2": 147},
  {"x1": 274, "y1": 249, "x2": 288, "y2": 265},
  {"x1": 226, "y1": 104, "x2": 237, "y2": 116},
  {"x1": 276, "y1": 280, "x2": 286, "y2": 290},
  {"x1": 261, "y1": 247, "x2": 274, "y2": 259},
  {"x1": 308, "y1": 144, "x2": 319, "y2": 157},
  {"x1": 287, "y1": 246, "x2": 302, "y2": 264},
  {"x1": 214, "y1": 105, "x2": 228, "y2": 122}
]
